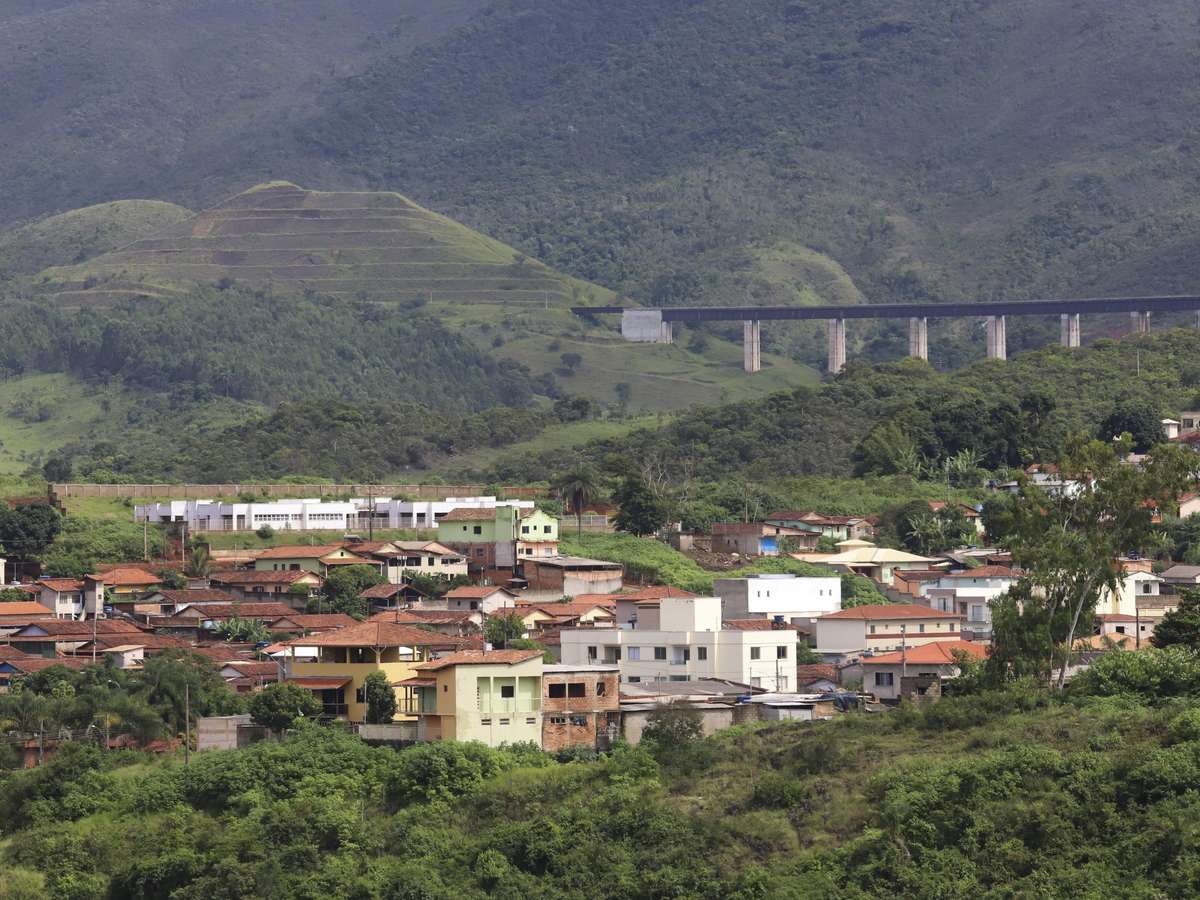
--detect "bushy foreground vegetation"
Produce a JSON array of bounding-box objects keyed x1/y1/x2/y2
[{"x1": 6, "y1": 654, "x2": 1200, "y2": 898}]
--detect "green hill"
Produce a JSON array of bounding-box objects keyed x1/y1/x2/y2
[{"x1": 0, "y1": 200, "x2": 191, "y2": 280}]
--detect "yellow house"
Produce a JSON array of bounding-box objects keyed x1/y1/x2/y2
[
  {"x1": 286, "y1": 620, "x2": 468, "y2": 722},
  {"x1": 400, "y1": 650, "x2": 543, "y2": 747},
  {"x1": 255, "y1": 544, "x2": 381, "y2": 576}
]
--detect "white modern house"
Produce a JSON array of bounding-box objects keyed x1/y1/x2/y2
[
  {"x1": 714, "y1": 574, "x2": 841, "y2": 625},
  {"x1": 559, "y1": 596, "x2": 796, "y2": 691},
  {"x1": 35, "y1": 577, "x2": 105, "y2": 620},
  {"x1": 924, "y1": 566, "x2": 1019, "y2": 641},
  {"x1": 134, "y1": 496, "x2": 534, "y2": 533}
]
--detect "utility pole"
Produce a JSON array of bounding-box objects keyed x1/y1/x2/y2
[
  {"x1": 368, "y1": 484, "x2": 375, "y2": 541},
  {"x1": 183, "y1": 682, "x2": 190, "y2": 766},
  {"x1": 91, "y1": 605, "x2": 97, "y2": 665},
  {"x1": 37, "y1": 719, "x2": 44, "y2": 765},
  {"x1": 143, "y1": 521, "x2": 148, "y2": 562}
]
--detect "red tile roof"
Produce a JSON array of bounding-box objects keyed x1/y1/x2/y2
[
  {"x1": 179, "y1": 602, "x2": 296, "y2": 620},
  {"x1": 303, "y1": 621, "x2": 470, "y2": 648},
  {"x1": 0, "y1": 601, "x2": 55, "y2": 618},
  {"x1": 221, "y1": 661, "x2": 279, "y2": 677},
  {"x1": 861, "y1": 640, "x2": 987, "y2": 665},
  {"x1": 256, "y1": 544, "x2": 345, "y2": 559},
  {"x1": 7, "y1": 656, "x2": 93, "y2": 672},
  {"x1": 288, "y1": 675, "x2": 352, "y2": 690},
  {"x1": 12, "y1": 619, "x2": 144, "y2": 636},
  {"x1": 368, "y1": 610, "x2": 476, "y2": 625},
  {"x1": 439, "y1": 507, "x2": 501, "y2": 522},
  {"x1": 944, "y1": 566, "x2": 1016, "y2": 579},
  {"x1": 413, "y1": 649, "x2": 543, "y2": 670},
  {"x1": 795, "y1": 663, "x2": 838, "y2": 684},
  {"x1": 269, "y1": 613, "x2": 357, "y2": 630},
  {"x1": 0, "y1": 645, "x2": 29, "y2": 659},
  {"x1": 445, "y1": 586, "x2": 514, "y2": 599},
  {"x1": 151, "y1": 589, "x2": 237, "y2": 604},
  {"x1": 821, "y1": 603, "x2": 962, "y2": 621},
  {"x1": 91, "y1": 567, "x2": 162, "y2": 587},
  {"x1": 359, "y1": 582, "x2": 409, "y2": 599},
  {"x1": 211, "y1": 570, "x2": 320, "y2": 585},
  {"x1": 618, "y1": 586, "x2": 699, "y2": 602},
  {"x1": 37, "y1": 578, "x2": 85, "y2": 592},
  {"x1": 523, "y1": 601, "x2": 617, "y2": 618}
]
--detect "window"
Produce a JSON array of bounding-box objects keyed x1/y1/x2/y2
[
  {"x1": 571, "y1": 715, "x2": 587, "y2": 726},
  {"x1": 697, "y1": 647, "x2": 707, "y2": 661},
  {"x1": 596, "y1": 681, "x2": 606, "y2": 696},
  {"x1": 526, "y1": 717, "x2": 537, "y2": 724},
  {"x1": 548, "y1": 683, "x2": 566, "y2": 698},
  {"x1": 521, "y1": 525, "x2": 530, "y2": 534},
  {"x1": 669, "y1": 675, "x2": 689, "y2": 682},
  {"x1": 918, "y1": 623, "x2": 925, "y2": 633},
  {"x1": 750, "y1": 647, "x2": 761, "y2": 660},
  {"x1": 549, "y1": 715, "x2": 567, "y2": 725},
  {"x1": 627, "y1": 646, "x2": 641, "y2": 661},
  {"x1": 654, "y1": 646, "x2": 667, "y2": 660},
  {"x1": 500, "y1": 685, "x2": 515, "y2": 698},
  {"x1": 499, "y1": 718, "x2": 510, "y2": 725},
  {"x1": 874, "y1": 672, "x2": 894, "y2": 687},
  {"x1": 355, "y1": 688, "x2": 365, "y2": 703},
  {"x1": 776, "y1": 645, "x2": 787, "y2": 659},
  {"x1": 568, "y1": 683, "x2": 586, "y2": 698},
  {"x1": 544, "y1": 525, "x2": 552, "y2": 533},
  {"x1": 627, "y1": 676, "x2": 641, "y2": 683},
  {"x1": 587, "y1": 645, "x2": 597, "y2": 661},
  {"x1": 473, "y1": 525, "x2": 482, "y2": 535},
  {"x1": 869, "y1": 625, "x2": 876, "y2": 634},
  {"x1": 442, "y1": 684, "x2": 448, "y2": 692},
  {"x1": 481, "y1": 717, "x2": 492, "y2": 725}
]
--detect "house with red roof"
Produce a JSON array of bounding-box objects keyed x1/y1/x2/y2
[
  {"x1": 438, "y1": 585, "x2": 518, "y2": 615},
  {"x1": 35, "y1": 576, "x2": 106, "y2": 620},
  {"x1": 814, "y1": 603, "x2": 966, "y2": 657},
  {"x1": 860, "y1": 639, "x2": 987, "y2": 701}
]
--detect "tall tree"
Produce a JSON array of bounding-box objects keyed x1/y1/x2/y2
[
  {"x1": 613, "y1": 474, "x2": 668, "y2": 537},
  {"x1": 249, "y1": 682, "x2": 323, "y2": 734},
  {"x1": 484, "y1": 612, "x2": 525, "y2": 649},
  {"x1": 554, "y1": 464, "x2": 601, "y2": 538},
  {"x1": 987, "y1": 435, "x2": 1194, "y2": 688},
  {"x1": 362, "y1": 671, "x2": 397, "y2": 724},
  {"x1": 1151, "y1": 588, "x2": 1200, "y2": 650}
]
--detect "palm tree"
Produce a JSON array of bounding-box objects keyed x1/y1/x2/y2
[
  {"x1": 184, "y1": 545, "x2": 212, "y2": 579},
  {"x1": 554, "y1": 465, "x2": 601, "y2": 538}
]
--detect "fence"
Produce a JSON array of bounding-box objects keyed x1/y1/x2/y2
[{"x1": 51, "y1": 483, "x2": 547, "y2": 500}]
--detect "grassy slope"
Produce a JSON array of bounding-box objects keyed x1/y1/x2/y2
[
  {"x1": 0, "y1": 200, "x2": 191, "y2": 278},
  {"x1": 26, "y1": 183, "x2": 819, "y2": 415},
  {"x1": 0, "y1": 373, "x2": 258, "y2": 476}
]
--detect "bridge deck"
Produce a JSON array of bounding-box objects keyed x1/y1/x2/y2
[{"x1": 573, "y1": 295, "x2": 1200, "y2": 322}]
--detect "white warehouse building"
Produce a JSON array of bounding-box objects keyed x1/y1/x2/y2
[
  {"x1": 559, "y1": 596, "x2": 797, "y2": 691},
  {"x1": 135, "y1": 496, "x2": 535, "y2": 533}
]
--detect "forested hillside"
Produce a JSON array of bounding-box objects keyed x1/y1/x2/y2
[
  {"x1": 470, "y1": 330, "x2": 1200, "y2": 485},
  {"x1": 4, "y1": 669, "x2": 1200, "y2": 898},
  {"x1": 6, "y1": 1, "x2": 1200, "y2": 345}
]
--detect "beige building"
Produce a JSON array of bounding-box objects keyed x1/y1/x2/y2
[
  {"x1": 795, "y1": 540, "x2": 938, "y2": 586},
  {"x1": 560, "y1": 596, "x2": 796, "y2": 691},
  {"x1": 861, "y1": 639, "x2": 986, "y2": 701},
  {"x1": 284, "y1": 620, "x2": 467, "y2": 722},
  {"x1": 814, "y1": 603, "x2": 965, "y2": 655},
  {"x1": 400, "y1": 650, "x2": 544, "y2": 747}
]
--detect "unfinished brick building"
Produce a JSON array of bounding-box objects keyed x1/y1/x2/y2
[{"x1": 540, "y1": 663, "x2": 620, "y2": 752}]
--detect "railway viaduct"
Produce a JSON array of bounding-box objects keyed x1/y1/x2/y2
[{"x1": 572, "y1": 295, "x2": 1200, "y2": 374}]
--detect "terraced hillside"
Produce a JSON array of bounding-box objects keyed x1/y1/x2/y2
[{"x1": 37, "y1": 182, "x2": 599, "y2": 307}]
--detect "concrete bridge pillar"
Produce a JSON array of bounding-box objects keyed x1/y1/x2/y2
[
  {"x1": 742, "y1": 320, "x2": 761, "y2": 373},
  {"x1": 827, "y1": 318, "x2": 846, "y2": 374},
  {"x1": 907, "y1": 317, "x2": 928, "y2": 360},
  {"x1": 1060, "y1": 313, "x2": 1080, "y2": 348},
  {"x1": 986, "y1": 315, "x2": 1007, "y2": 360},
  {"x1": 1132, "y1": 310, "x2": 1151, "y2": 334}
]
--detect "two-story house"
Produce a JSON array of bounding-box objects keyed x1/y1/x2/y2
[
  {"x1": 361, "y1": 541, "x2": 468, "y2": 583},
  {"x1": 400, "y1": 649, "x2": 544, "y2": 747},
  {"x1": 284, "y1": 620, "x2": 469, "y2": 722},
  {"x1": 923, "y1": 566, "x2": 1018, "y2": 641},
  {"x1": 35, "y1": 576, "x2": 105, "y2": 620},
  {"x1": 516, "y1": 509, "x2": 560, "y2": 559},
  {"x1": 814, "y1": 603, "x2": 966, "y2": 657},
  {"x1": 559, "y1": 596, "x2": 796, "y2": 691}
]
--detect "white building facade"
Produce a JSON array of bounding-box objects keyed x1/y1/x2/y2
[
  {"x1": 135, "y1": 496, "x2": 535, "y2": 533},
  {"x1": 714, "y1": 574, "x2": 842, "y2": 623},
  {"x1": 559, "y1": 597, "x2": 796, "y2": 691}
]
